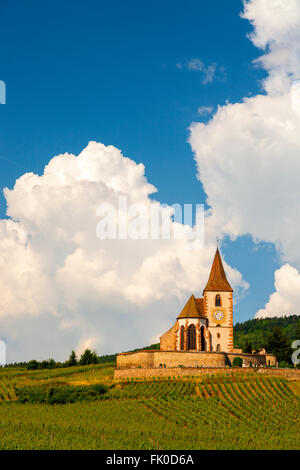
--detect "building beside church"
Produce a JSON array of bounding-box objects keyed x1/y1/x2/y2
[{"x1": 117, "y1": 248, "x2": 276, "y2": 371}]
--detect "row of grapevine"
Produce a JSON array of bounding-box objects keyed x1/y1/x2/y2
[
  {"x1": 0, "y1": 378, "x2": 16, "y2": 401},
  {"x1": 0, "y1": 369, "x2": 299, "y2": 449}
]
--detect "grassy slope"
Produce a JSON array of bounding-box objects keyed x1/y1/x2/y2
[{"x1": 0, "y1": 365, "x2": 299, "y2": 450}]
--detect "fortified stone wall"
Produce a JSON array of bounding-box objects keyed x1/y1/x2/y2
[
  {"x1": 117, "y1": 351, "x2": 155, "y2": 369},
  {"x1": 153, "y1": 351, "x2": 226, "y2": 368},
  {"x1": 117, "y1": 350, "x2": 226, "y2": 369},
  {"x1": 116, "y1": 349, "x2": 275, "y2": 369},
  {"x1": 114, "y1": 366, "x2": 300, "y2": 380}
]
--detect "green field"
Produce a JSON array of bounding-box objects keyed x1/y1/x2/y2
[{"x1": 0, "y1": 364, "x2": 299, "y2": 450}]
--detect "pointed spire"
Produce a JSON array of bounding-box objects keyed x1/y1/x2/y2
[{"x1": 203, "y1": 247, "x2": 233, "y2": 293}]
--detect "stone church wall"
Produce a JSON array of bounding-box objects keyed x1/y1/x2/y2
[
  {"x1": 117, "y1": 350, "x2": 226, "y2": 369},
  {"x1": 116, "y1": 350, "x2": 276, "y2": 370},
  {"x1": 160, "y1": 323, "x2": 178, "y2": 351},
  {"x1": 153, "y1": 351, "x2": 226, "y2": 368},
  {"x1": 117, "y1": 351, "x2": 155, "y2": 369}
]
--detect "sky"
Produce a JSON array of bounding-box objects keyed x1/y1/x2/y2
[{"x1": 0, "y1": 0, "x2": 300, "y2": 361}]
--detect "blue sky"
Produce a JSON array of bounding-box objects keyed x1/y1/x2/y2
[{"x1": 0, "y1": 0, "x2": 281, "y2": 330}]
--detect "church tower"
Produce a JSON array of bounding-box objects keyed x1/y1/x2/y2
[
  {"x1": 160, "y1": 246, "x2": 234, "y2": 353},
  {"x1": 203, "y1": 248, "x2": 233, "y2": 352}
]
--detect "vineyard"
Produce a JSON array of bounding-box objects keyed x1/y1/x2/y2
[{"x1": 0, "y1": 366, "x2": 299, "y2": 449}]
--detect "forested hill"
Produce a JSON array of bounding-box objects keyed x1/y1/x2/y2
[{"x1": 233, "y1": 315, "x2": 300, "y2": 350}]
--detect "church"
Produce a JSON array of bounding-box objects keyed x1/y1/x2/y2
[
  {"x1": 116, "y1": 248, "x2": 276, "y2": 373},
  {"x1": 160, "y1": 247, "x2": 234, "y2": 353}
]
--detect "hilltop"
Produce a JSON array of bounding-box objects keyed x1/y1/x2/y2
[
  {"x1": 99, "y1": 315, "x2": 300, "y2": 363},
  {"x1": 4, "y1": 316, "x2": 299, "y2": 369}
]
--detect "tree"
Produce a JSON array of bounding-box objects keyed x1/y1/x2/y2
[
  {"x1": 66, "y1": 350, "x2": 77, "y2": 367},
  {"x1": 48, "y1": 358, "x2": 56, "y2": 368},
  {"x1": 232, "y1": 357, "x2": 243, "y2": 367},
  {"x1": 40, "y1": 358, "x2": 56, "y2": 369},
  {"x1": 27, "y1": 360, "x2": 39, "y2": 370},
  {"x1": 79, "y1": 349, "x2": 98, "y2": 365},
  {"x1": 294, "y1": 321, "x2": 300, "y2": 341},
  {"x1": 265, "y1": 327, "x2": 292, "y2": 363},
  {"x1": 243, "y1": 339, "x2": 252, "y2": 353}
]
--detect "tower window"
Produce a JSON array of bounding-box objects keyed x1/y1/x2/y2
[
  {"x1": 216, "y1": 344, "x2": 221, "y2": 352},
  {"x1": 217, "y1": 333, "x2": 220, "y2": 339},
  {"x1": 215, "y1": 294, "x2": 221, "y2": 307}
]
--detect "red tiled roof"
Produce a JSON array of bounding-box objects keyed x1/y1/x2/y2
[
  {"x1": 177, "y1": 295, "x2": 206, "y2": 319},
  {"x1": 203, "y1": 247, "x2": 233, "y2": 292}
]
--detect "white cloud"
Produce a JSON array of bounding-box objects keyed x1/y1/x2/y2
[
  {"x1": 197, "y1": 106, "x2": 213, "y2": 116},
  {"x1": 76, "y1": 336, "x2": 99, "y2": 356},
  {"x1": 190, "y1": 89, "x2": 300, "y2": 265},
  {"x1": 189, "y1": 0, "x2": 300, "y2": 318},
  {"x1": 241, "y1": 0, "x2": 300, "y2": 94},
  {"x1": 0, "y1": 142, "x2": 247, "y2": 361},
  {"x1": 176, "y1": 58, "x2": 226, "y2": 85},
  {"x1": 256, "y1": 264, "x2": 300, "y2": 318}
]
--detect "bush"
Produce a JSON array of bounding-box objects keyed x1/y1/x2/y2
[
  {"x1": 27, "y1": 360, "x2": 39, "y2": 370},
  {"x1": 232, "y1": 357, "x2": 243, "y2": 367},
  {"x1": 26, "y1": 358, "x2": 61, "y2": 370},
  {"x1": 278, "y1": 360, "x2": 293, "y2": 369},
  {"x1": 15, "y1": 383, "x2": 110, "y2": 404}
]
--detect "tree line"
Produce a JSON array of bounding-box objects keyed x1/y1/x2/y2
[
  {"x1": 3, "y1": 348, "x2": 103, "y2": 370},
  {"x1": 2, "y1": 318, "x2": 300, "y2": 369}
]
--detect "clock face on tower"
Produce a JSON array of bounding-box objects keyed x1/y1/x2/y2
[{"x1": 213, "y1": 310, "x2": 224, "y2": 322}]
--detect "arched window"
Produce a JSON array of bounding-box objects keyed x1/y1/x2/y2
[
  {"x1": 215, "y1": 294, "x2": 221, "y2": 307},
  {"x1": 216, "y1": 344, "x2": 221, "y2": 352},
  {"x1": 180, "y1": 326, "x2": 185, "y2": 351},
  {"x1": 187, "y1": 324, "x2": 196, "y2": 350},
  {"x1": 200, "y1": 326, "x2": 205, "y2": 351}
]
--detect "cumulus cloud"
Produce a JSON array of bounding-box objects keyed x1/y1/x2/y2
[
  {"x1": 0, "y1": 142, "x2": 247, "y2": 362},
  {"x1": 241, "y1": 0, "x2": 300, "y2": 94},
  {"x1": 256, "y1": 264, "x2": 300, "y2": 318},
  {"x1": 189, "y1": 0, "x2": 300, "y2": 318}
]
